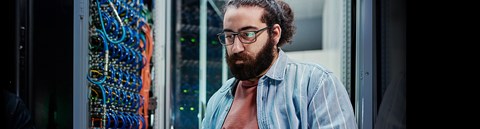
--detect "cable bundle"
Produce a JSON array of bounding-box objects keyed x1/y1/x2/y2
[{"x1": 87, "y1": 0, "x2": 153, "y2": 128}]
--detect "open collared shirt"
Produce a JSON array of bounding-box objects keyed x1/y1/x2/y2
[{"x1": 202, "y1": 50, "x2": 358, "y2": 129}]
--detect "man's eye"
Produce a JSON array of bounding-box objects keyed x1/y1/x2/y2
[
  {"x1": 225, "y1": 35, "x2": 234, "y2": 39},
  {"x1": 242, "y1": 32, "x2": 255, "y2": 38}
]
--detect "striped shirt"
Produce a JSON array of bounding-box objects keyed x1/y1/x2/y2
[{"x1": 202, "y1": 50, "x2": 358, "y2": 129}]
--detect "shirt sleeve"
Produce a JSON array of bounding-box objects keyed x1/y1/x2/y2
[{"x1": 307, "y1": 70, "x2": 357, "y2": 129}]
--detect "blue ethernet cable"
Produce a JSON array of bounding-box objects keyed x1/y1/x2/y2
[
  {"x1": 96, "y1": 0, "x2": 126, "y2": 44},
  {"x1": 108, "y1": 66, "x2": 116, "y2": 83},
  {"x1": 131, "y1": 113, "x2": 139, "y2": 129},
  {"x1": 122, "y1": 90, "x2": 128, "y2": 108},
  {"x1": 111, "y1": 110, "x2": 118, "y2": 129},
  {"x1": 118, "y1": 44, "x2": 127, "y2": 61},
  {"x1": 87, "y1": 82, "x2": 107, "y2": 127},
  {"x1": 136, "y1": 51, "x2": 144, "y2": 71},
  {"x1": 137, "y1": 76, "x2": 143, "y2": 92},
  {"x1": 129, "y1": 93, "x2": 136, "y2": 111},
  {"x1": 124, "y1": 112, "x2": 133, "y2": 128},
  {"x1": 124, "y1": 112, "x2": 131, "y2": 129},
  {"x1": 87, "y1": 30, "x2": 110, "y2": 85},
  {"x1": 118, "y1": 112, "x2": 126, "y2": 129},
  {"x1": 139, "y1": 113, "x2": 146, "y2": 129},
  {"x1": 126, "y1": 47, "x2": 135, "y2": 64},
  {"x1": 114, "y1": 88, "x2": 121, "y2": 107},
  {"x1": 124, "y1": 91, "x2": 130, "y2": 108},
  {"x1": 125, "y1": 27, "x2": 134, "y2": 46},
  {"x1": 106, "y1": 112, "x2": 111, "y2": 128},
  {"x1": 123, "y1": 72, "x2": 131, "y2": 90},
  {"x1": 87, "y1": 82, "x2": 106, "y2": 105},
  {"x1": 114, "y1": 44, "x2": 124, "y2": 61},
  {"x1": 116, "y1": 69, "x2": 123, "y2": 86},
  {"x1": 133, "y1": 30, "x2": 140, "y2": 49},
  {"x1": 106, "y1": 86, "x2": 112, "y2": 105},
  {"x1": 131, "y1": 75, "x2": 137, "y2": 91},
  {"x1": 110, "y1": 16, "x2": 120, "y2": 36},
  {"x1": 105, "y1": 14, "x2": 112, "y2": 33},
  {"x1": 135, "y1": 94, "x2": 141, "y2": 112},
  {"x1": 137, "y1": 20, "x2": 146, "y2": 31},
  {"x1": 120, "y1": 112, "x2": 128, "y2": 129}
]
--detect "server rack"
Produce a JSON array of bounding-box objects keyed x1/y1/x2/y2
[
  {"x1": 168, "y1": 0, "x2": 227, "y2": 128},
  {"x1": 75, "y1": 0, "x2": 157, "y2": 128}
]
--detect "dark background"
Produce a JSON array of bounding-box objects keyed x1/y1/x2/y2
[
  {"x1": 4, "y1": 0, "x2": 406, "y2": 128},
  {"x1": 7, "y1": 0, "x2": 73, "y2": 128}
]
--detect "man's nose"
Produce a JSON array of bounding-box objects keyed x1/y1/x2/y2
[{"x1": 231, "y1": 36, "x2": 244, "y2": 53}]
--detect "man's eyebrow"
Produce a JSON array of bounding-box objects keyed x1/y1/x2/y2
[
  {"x1": 223, "y1": 28, "x2": 234, "y2": 32},
  {"x1": 223, "y1": 26, "x2": 259, "y2": 32},
  {"x1": 239, "y1": 26, "x2": 258, "y2": 31}
]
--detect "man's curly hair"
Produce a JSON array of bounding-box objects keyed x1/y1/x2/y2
[{"x1": 223, "y1": 0, "x2": 296, "y2": 47}]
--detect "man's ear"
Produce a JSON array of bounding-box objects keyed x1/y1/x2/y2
[{"x1": 271, "y1": 24, "x2": 282, "y2": 46}]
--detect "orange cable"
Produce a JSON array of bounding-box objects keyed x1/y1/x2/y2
[{"x1": 140, "y1": 23, "x2": 153, "y2": 129}]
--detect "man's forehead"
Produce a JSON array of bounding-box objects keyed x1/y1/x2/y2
[{"x1": 223, "y1": 6, "x2": 265, "y2": 30}]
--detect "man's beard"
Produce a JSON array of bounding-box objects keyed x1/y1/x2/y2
[{"x1": 226, "y1": 37, "x2": 275, "y2": 80}]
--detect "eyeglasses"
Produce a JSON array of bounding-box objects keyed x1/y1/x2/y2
[{"x1": 217, "y1": 27, "x2": 269, "y2": 46}]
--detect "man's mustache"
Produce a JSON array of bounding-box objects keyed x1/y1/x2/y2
[{"x1": 230, "y1": 53, "x2": 250, "y2": 61}]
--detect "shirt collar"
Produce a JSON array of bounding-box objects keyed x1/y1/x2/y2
[{"x1": 263, "y1": 49, "x2": 288, "y2": 81}]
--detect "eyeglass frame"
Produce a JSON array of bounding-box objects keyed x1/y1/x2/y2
[{"x1": 217, "y1": 26, "x2": 269, "y2": 46}]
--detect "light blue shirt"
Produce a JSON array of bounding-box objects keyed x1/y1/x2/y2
[{"x1": 202, "y1": 50, "x2": 358, "y2": 129}]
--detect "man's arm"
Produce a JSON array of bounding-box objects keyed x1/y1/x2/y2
[{"x1": 307, "y1": 72, "x2": 357, "y2": 129}]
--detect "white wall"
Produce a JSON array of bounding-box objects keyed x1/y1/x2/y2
[{"x1": 284, "y1": 0, "x2": 345, "y2": 82}]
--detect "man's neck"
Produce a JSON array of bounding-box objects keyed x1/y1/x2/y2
[{"x1": 241, "y1": 79, "x2": 259, "y2": 87}]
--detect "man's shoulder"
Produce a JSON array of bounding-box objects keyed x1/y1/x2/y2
[
  {"x1": 286, "y1": 59, "x2": 333, "y2": 74},
  {"x1": 205, "y1": 78, "x2": 236, "y2": 109},
  {"x1": 214, "y1": 78, "x2": 236, "y2": 93}
]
